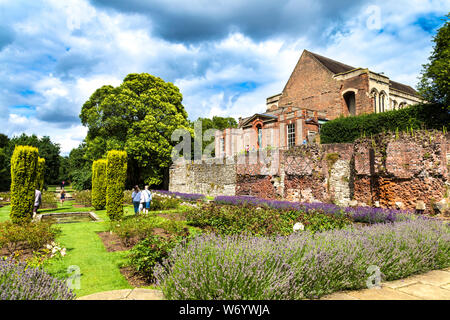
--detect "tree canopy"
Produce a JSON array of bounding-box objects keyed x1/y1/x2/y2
[
  {"x1": 80, "y1": 73, "x2": 191, "y2": 187},
  {"x1": 418, "y1": 13, "x2": 450, "y2": 107}
]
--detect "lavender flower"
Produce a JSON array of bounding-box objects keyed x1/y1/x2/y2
[
  {"x1": 155, "y1": 218, "x2": 450, "y2": 300},
  {"x1": 0, "y1": 257, "x2": 76, "y2": 300}
]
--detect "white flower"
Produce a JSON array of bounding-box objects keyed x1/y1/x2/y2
[
  {"x1": 60, "y1": 248, "x2": 66, "y2": 257},
  {"x1": 293, "y1": 222, "x2": 305, "y2": 232},
  {"x1": 45, "y1": 244, "x2": 52, "y2": 249}
]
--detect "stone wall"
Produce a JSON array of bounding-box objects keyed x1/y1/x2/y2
[
  {"x1": 169, "y1": 158, "x2": 237, "y2": 197},
  {"x1": 169, "y1": 131, "x2": 450, "y2": 212}
]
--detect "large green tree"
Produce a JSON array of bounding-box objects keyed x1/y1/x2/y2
[
  {"x1": 418, "y1": 13, "x2": 450, "y2": 107},
  {"x1": 80, "y1": 73, "x2": 191, "y2": 187}
]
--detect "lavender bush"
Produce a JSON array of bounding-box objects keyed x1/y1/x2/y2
[
  {"x1": 155, "y1": 218, "x2": 450, "y2": 299},
  {"x1": 214, "y1": 195, "x2": 413, "y2": 224},
  {"x1": 0, "y1": 257, "x2": 76, "y2": 300}
]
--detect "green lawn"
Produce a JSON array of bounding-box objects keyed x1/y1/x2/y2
[{"x1": 0, "y1": 187, "x2": 187, "y2": 297}]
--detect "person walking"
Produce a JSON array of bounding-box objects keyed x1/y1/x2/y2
[
  {"x1": 60, "y1": 188, "x2": 66, "y2": 206},
  {"x1": 141, "y1": 185, "x2": 152, "y2": 215},
  {"x1": 33, "y1": 189, "x2": 42, "y2": 218},
  {"x1": 131, "y1": 185, "x2": 141, "y2": 215}
]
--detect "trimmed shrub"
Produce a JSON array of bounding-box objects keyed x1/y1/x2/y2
[
  {"x1": 36, "y1": 157, "x2": 45, "y2": 191},
  {"x1": 106, "y1": 150, "x2": 127, "y2": 221},
  {"x1": 320, "y1": 103, "x2": 449, "y2": 144},
  {"x1": 91, "y1": 159, "x2": 107, "y2": 210},
  {"x1": 0, "y1": 257, "x2": 75, "y2": 300},
  {"x1": 10, "y1": 146, "x2": 39, "y2": 224}
]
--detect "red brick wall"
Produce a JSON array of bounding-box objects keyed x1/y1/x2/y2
[{"x1": 278, "y1": 51, "x2": 344, "y2": 120}]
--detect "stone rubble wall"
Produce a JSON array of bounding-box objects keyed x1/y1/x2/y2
[{"x1": 169, "y1": 131, "x2": 450, "y2": 212}]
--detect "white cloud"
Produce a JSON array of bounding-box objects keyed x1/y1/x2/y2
[{"x1": 0, "y1": 0, "x2": 448, "y2": 155}]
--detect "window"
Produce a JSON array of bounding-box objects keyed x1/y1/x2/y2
[
  {"x1": 287, "y1": 123, "x2": 295, "y2": 148},
  {"x1": 373, "y1": 92, "x2": 377, "y2": 113},
  {"x1": 379, "y1": 93, "x2": 385, "y2": 112},
  {"x1": 343, "y1": 91, "x2": 356, "y2": 116}
]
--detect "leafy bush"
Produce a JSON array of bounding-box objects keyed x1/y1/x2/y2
[
  {"x1": 73, "y1": 190, "x2": 92, "y2": 207},
  {"x1": 110, "y1": 216, "x2": 188, "y2": 247},
  {"x1": 150, "y1": 194, "x2": 180, "y2": 211},
  {"x1": 40, "y1": 191, "x2": 58, "y2": 209},
  {"x1": 10, "y1": 145, "x2": 39, "y2": 224},
  {"x1": 0, "y1": 257, "x2": 75, "y2": 300},
  {"x1": 91, "y1": 159, "x2": 107, "y2": 210},
  {"x1": 320, "y1": 103, "x2": 449, "y2": 144},
  {"x1": 185, "y1": 203, "x2": 351, "y2": 236},
  {"x1": 128, "y1": 235, "x2": 184, "y2": 281},
  {"x1": 110, "y1": 216, "x2": 160, "y2": 247},
  {"x1": 0, "y1": 221, "x2": 60, "y2": 255},
  {"x1": 106, "y1": 150, "x2": 127, "y2": 220},
  {"x1": 155, "y1": 218, "x2": 450, "y2": 299}
]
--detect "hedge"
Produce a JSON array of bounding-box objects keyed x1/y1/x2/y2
[
  {"x1": 320, "y1": 103, "x2": 449, "y2": 144},
  {"x1": 106, "y1": 150, "x2": 127, "y2": 220},
  {"x1": 10, "y1": 146, "x2": 39, "y2": 224},
  {"x1": 36, "y1": 157, "x2": 45, "y2": 191},
  {"x1": 91, "y1": 159, "x2": 107, "y2": 210}
]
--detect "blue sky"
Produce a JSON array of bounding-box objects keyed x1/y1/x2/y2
[{"x1": 0, "y1": 0, "x2": 448, "y2": 155}]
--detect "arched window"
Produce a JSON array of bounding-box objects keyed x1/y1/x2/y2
[
  {"x1": 256, "y1": 124, "x2": 262, "y2": 149},
  {"x1": 371, "y1": 89, "x2": 378, "y2": 113},
  {"x1": 379, "y1": 92, "x2": 386, "y2": 113},
  {"x1": 343, "y1": 91, "x2": 356, "y2": 116}
]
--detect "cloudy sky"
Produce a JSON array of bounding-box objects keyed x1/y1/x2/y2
[{"x1": 0, "y1": 0, "x2": 448, "y2": 154}]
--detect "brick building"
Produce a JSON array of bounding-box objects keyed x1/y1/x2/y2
[{"x1": 215, "y1": 49, "x2": 423, "y2": 157}]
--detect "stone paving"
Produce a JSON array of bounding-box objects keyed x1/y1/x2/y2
[
  {"x1": 77, "y1": 268, "x2": 450, "y2": 300},
  {"x1": 321, "y1": 267, "x2": 450, "y2": 300}
]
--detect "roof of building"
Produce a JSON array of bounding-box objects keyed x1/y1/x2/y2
[{"x1": 307, "y1": 50, "x2": 420, "y2": 97}]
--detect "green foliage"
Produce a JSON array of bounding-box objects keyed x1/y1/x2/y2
[
  {"x1": 73, "y1": 190, "x2": 92, "y2": 207},
  {"x1": 150, "y1": 195, "x2": 180, "y2": 211},
  {"x1": 0, "y1": 134, "x2": 61, "y2": 191},
  {"x1": 185, "y1": 203, "x2": 351, "y2": 236},
  {"x1": 109, "y1": 216, "x2": 160, "y2": 247},
  {"x1": 189, "y1": 116, "x2": 238, "y2": 157},
  {"x1": 128, "y1": 235, "x2": 183, "y2": 281},
  {"x1": 0, "y1": 221, "x2": 60, "y2": 254},
  {"x1": 106, "y1": 150, "x2": 127, "y2": 220},
  {"x1": 418, "y1": 14, "x2": 450, "y2": 106},
  {"x1": 66, "y1": 143, "x2": 92, "y2": 191},
  {"x1": 36, "y1": 157, "x2": 45, "y2": 191},
  {"x1": 10, "y1": 146, "x2": 39, "y2": 224},
  {"x1": 320, "y1": 103, "x2": 449, "y2": 143},
  {"x1": 91, "y1": 159, "x2": 107, "y2": 210},
  {"x1": 80, "y1": 73, "x2": 191, "y2": 187},
  {"x1": 41, "y1": 191, "x2": 58, "y2": 209}
]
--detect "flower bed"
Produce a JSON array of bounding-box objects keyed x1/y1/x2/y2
[
  {"x1": 155, "y1": 218, "x2": 450, "y2": 300},
  {"x1": 214, "y1": 195, "x2": 413, "y2": 224},
  {"x1": 153, "y1": 190, "x2": 206, "y2": 202},
  {"x1": 0, "y1": 257, "x2": 75, "y2": 300},
  {"x1": 185, "y1": 202, "x2": 352, "y2": 236}
]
